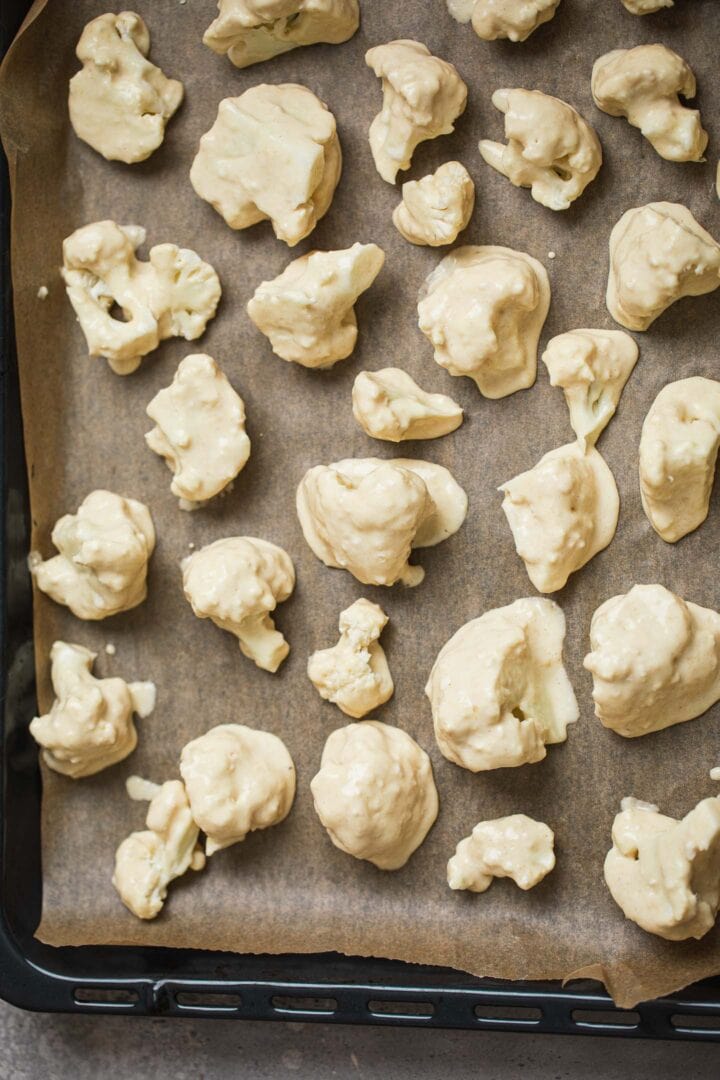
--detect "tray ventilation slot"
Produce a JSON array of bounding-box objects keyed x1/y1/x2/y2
[
  {"x1": 271, "y1": 995, "x2": 338, "y2": 1015},
  {"x1": 175, "y1": 991, "x2": 241, "y2": 1011},
  {"x1": 74, "y1": 986, "x2": 139, "y2": 1007},
  {"x1": 671, "y1": 1012, "x2": 720, "y2": 1033},
  {"x1": 571, "y1": 1009, "x2": 639, "y2": 1029},
  {"x1": 368, "y1": 999, "x2": 435, "y2": 1019},
  {"x1": 474, "y1": 1004, "x2": 542, "y2": 1024}
]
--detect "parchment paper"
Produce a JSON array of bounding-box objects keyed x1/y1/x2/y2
[{"x1": 1, "y1": 0, "x2": 720, "y2": 1010}]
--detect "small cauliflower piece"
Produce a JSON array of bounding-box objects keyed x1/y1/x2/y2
[
  {"x1": 29, "y1": 641, "x2": 155, "y2": 778},
  {"x1": 592, "y1": 45, "x2": 707, "y2": 163},
  {"x1": 311, "y1": 720, "x2": 438, "y2": 870},
  {"x1": 479, "y1": 89, "x2": 602, "y2": 211},
  {"x1": 639, "y1": 378, "x2": 720, "y2": 543},
  {"x1": 446, "y1": 0, "x2": 561, "y2": 42},
  {"x1": 69, "y1": 12, "x2": 183, "y2": 164},
  {"x1": 621, "y1": 0, "x2": 672, "y2": 10},
  {"x1": 61, "y1": 220, "x2": 221, "y2": 375},
  {"x1": 605, "y1": 797, "x2": 720, "y2": 941},
  {"x1": 182, "y1": 537, "x2": 294, "y2": 672},
  {"x1": 365, "y1": 40, "x2": 467, "y2": 184},
  {"x1": 180, "y1": 724, "x2": 296, "y2": 855},
  {"x1": 426, "y1": 597, "x2": 578, "y2": 772},
  {"x1": 448, "y1": 815, "x2": 555, "y2": 892},
  {"x1": 418, "y1": 245, "x2": 550, "y2": 400},
  {"x1": 30, "y1": 490, "x2": 155, "y2": 620},
  {"x1": 203, "y1": 0, "x2": 359, "y2": 68},
  {"x1": 541, "y1": 328, "x2": 638, "y2": 447},
  {"x1": 145, "y1": 353, "x2": 251, "y2": 508},
  {"x1": 352, "y1": 368, "x2": 463, "y2": 442},
  {"x1": 113, "y1": 779, "x2": 205, "y2": 920},
  {"x1": 190, "y1": 84, "x2": 341, "y2": 248},
  {"x1": 392, "y1": 162, "x2": 475, "y2": 247},
  {"x1": 296, "y1": 457, "x2": 468, "y2": 588},
  {"x1": 500, "y1": 442, "x2": 619, "y2": 594},
  {"x1": 606, "y1": 203, "x2": 720, "y2": 331},
  {"x1": 307, "y1": 598, "x2": 393, "y2": 718},
  {"x1": 247, "y1": 244, "x2": 385, "y2": 369},
  {"x1": 584, "y1": 584, "x2": 720, "y2": 738}
]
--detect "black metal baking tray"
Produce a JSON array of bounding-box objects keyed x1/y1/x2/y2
[{"x1": 3, "y1": 1, "x2": 720, "y2": 1040}]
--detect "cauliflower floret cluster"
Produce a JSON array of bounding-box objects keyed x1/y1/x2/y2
[
  {"x1": 446, "y1": 0, "x2": 561, "y2": 42},
  {"x1": 352, "y1": 368, "x2": 463, "y2": 443},
  {"x1": 447, "y1": 815, "x2": 556, "y2": 892},
  {"x1": 203, "y1": 0, "x2": 359, "y2": 68},
  {"x1": 307, "y1": 598, "x2": 393, "y2": 718},
  {"x1": 392, "y1": 162, "x2": 475, "y2": 247}
]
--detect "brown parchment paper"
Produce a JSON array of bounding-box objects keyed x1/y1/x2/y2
[{"x1": 1, "y1": 0, "x2": 720, "y2": 1011}]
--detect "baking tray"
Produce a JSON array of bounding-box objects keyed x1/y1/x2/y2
[{"x1": 3, "y1": 0, "x2": 720, "y2": 1040}]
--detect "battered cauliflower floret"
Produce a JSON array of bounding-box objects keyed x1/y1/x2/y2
[
  {"x1": 392, "y1": 162, "x2": 475, "y2": 247},
  {"x1": 592, "y1": 45, "x2": 707, "y2": 163},
  {"x1": 352, "y1": 368, "x2": 463, "y2": 442},
  {"x1": 180, "y1": 724, "x2": 296, "y2": 855},
  {"x1": 446, "y1": 0, "x2": 561, "y2": 42},
  {"x1": 113, "y1": 779, "x2": 205, "y2": 920},
  {"x1": 606, "y1": 203, "x2": 720, "y2": 332},
  {"x1": 296, "y1": 457, "x2": 467, "y2": 587},
  {"x1": 307, "y1": 598, "x2": 393, "y2": 718},
  {"x1": 447, "y1": 815, "x2": 555, "y2": 892},
  {"x1": 61, "y1": 220, "x2": 221, "y2": 375},
  {"x1": 621, "y1": 0, "x2": 672, "y2": 11},
  {"x1": 69, "y1": 11, "x2": 183, "y2": 163},
  {"x1": 605, "y1": 796, "x2": 720, "y2": 941},
  {"x1": 541, "y1": 328, "x2": 638, "y2": 447},
  {"x1": 145, "y1": 353, "x2": 251, "y2": 508},
  {"x1": 639, "y1": 378, "x2": 720, "y2": 543},
  {"x1": 182, "y1": 537, "x2": 295, "y2": 672},
  {"x1": 426, "y1": 598, "x2": 578, "y2": 772},
  {"x1": 584, "y1": 584, "x2": 720, "y2": 738},
  {"x1": 247, "y1": 243, "x2": 385, "y2": 368},
  {"x1": 29, "y1": 642, "x2": 155, "y2": 778},
  {"x1": 190, "y1": 84, "x2": 341, "y2": 247},
  {"x1": 479, "y1": 89, "x2": 602, "y2": 211},
  {"x1": 30, "y1": 490, "x2": 155, "y2": 620},
  {"x1": 203, "y1": 0, "x2": 359, "y2": 68},
  {"x1": 365, "y1": 40, "x2": 467, "y2": 184},
  {"x1": 311, "y1": 720, "x2": 439, "y2": 870},
  {"x1": 418, "y1": 245, "x2": 550, "y2": 399}
]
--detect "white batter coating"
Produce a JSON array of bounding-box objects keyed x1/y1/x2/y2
[
  {"x1": 352, "y1": 368, "x2": 463, "y2": 443},
  {"x1": 448, "y1": 815, "x2": 555, "y2": 892},
  {"x1": 392, "y1": 162, "x2": 475, "y2": 247},
  {"x1": 203, "y1": 0, "x2": 359, "y2": 68},
  {"x1": 307, "y1": 598, "x2": 393, "y2": 718},
  {"x1": 446, "y1": 0, "x2": 561, "y2": 42}
]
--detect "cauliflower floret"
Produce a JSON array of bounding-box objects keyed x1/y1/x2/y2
[
  {"x1": 426, "y1": 598, "x2": 578, "y2": 772},
  {"x1": 247, "y1": 244, "x2": 385, "y2": 369},
  {"x1": 606, "y1": 203, "x2": 720, "y2": 332},
  {"x1": 418, "y1": 245, "x2": 550, "y2": 399},
  {"x1": 605, "y1": 797, "x2": 720, "y2": 940},
  {"x1": 365, "y1": 40, "x2": 467, "y2": 184},
  {"x1": 113, "y1": 779, "x2": 205, "y2": 920},
  {"x1": 30, "y1": 490, "x2": 155, "y2": 620},
  {"x1": 69, "y1": 11, "x2": 183, "y2": 163},
  {"x1": 180, "y1": 723, "x2": 296, "y2": 855},
  {"x1": 311, "y1": 720, "x2": 439, "y2": 870},
  {"x1": 479, "y1": 89, "x2": 602, "y2": 211},
  {"x1": 296, "y1": 457, "x2": 467, "y2": 588},
  {"x1": 190, "y1": 84, "x2": 341, "y2": 247},
  {"x1": 307, "y1": 598, "x2": 393, "y2": 718},
  {"x1": 639, "y1": 378, "x2": 720, "y2": 543},
  {"x1": 541, "y1": 328, "x2": 638, "y2": 447},
  {"x1": 29, "y1": 641, "x2": 155, "y2": 778},
  {"x1": 446, "y1": 0, "x2": 561, "y2": 42},
  {"x1": 448, "y1": 815, "x2": 555, "y2": 892},
  {"x1": 203, "y1": 0, "x2": 359, "y2": 68},
  {"x1": 392, "y1": 162, "x2": 475, "y2": 247},
  {"x1": 584, "y1": 584, "x2": 720, "y2": 738},
  {"x1": 61, "y1": 220, "x2": 221, "y2": 375},
  {"x1": 592, "y1": 45, "x2": 707, "y2": 163},
  {"x1": 182, "y1": 537, "x2": 295, "y2": 672},
  {"x1": 145, "y1": 353, "x2": 251, "y2": 508},
  {"x1": 352, "y1": 368, "x2": 463, "y2": 442}
]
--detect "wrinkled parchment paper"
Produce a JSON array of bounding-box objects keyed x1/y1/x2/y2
[{"x1": 1, "y1": 0, "x2": 720, "y2": 1010}]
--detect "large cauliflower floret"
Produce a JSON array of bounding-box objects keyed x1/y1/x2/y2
[
  {"x1": 247, "y1": 244, "x2": 385, "y2": 369},
  {"x1": 446, "y1": 0, "x2": 561, "y2": 42},
  {"x1": 352, "y1": 368, "x2": 463, "y2": 443},
  {"x1": 182, "y1": 537, "x2": 295, "y2": 672},
  {"x1": 203, "y1": 0, "x2": 359, "y2": 68},
  {"x1": 61, "y1": 220, "x2": 221, "y2": 375},
  {"x1": 447, "y1": 815, "x2": 556, "y2": 892},
  {"x1": 30, "y1": 642, "x2": 155, "y2": 778},
  {"x1": 365, "y1": 40, "x2": 467, "y2": 184},
  {"x1": 392, "y1": 161, "x2": 475, "y2": 247},
  {"x1": 180, "y1": 723, "x2": 296, "y2": 855},
  {"x1": 30, "y1": 490, "x2": 155, "y2": 620},
  {"x1": 307, "y1": 598, "x2": 393, "y2": 718},
  {"x1": 69, "y1": 11, "x2": 184, "y2": 163},
  {"x1": 311, "y1": 720, "x2": 439, "y2": 870}
]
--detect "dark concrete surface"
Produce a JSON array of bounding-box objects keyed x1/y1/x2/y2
[{"x1": 1, "y1": 1000, "x2": 720, "y2": 1079}]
